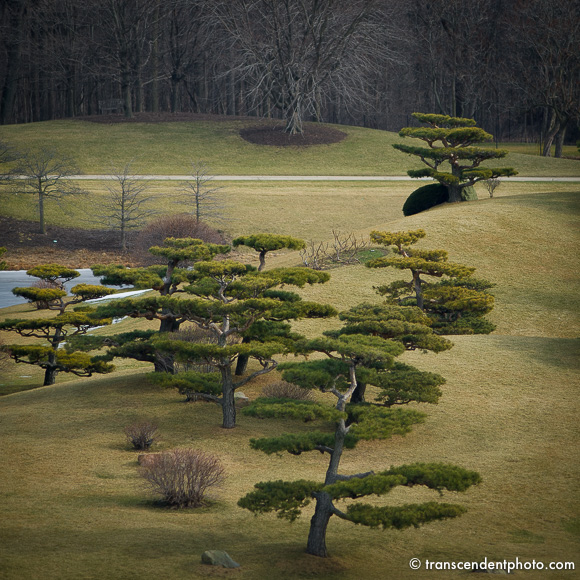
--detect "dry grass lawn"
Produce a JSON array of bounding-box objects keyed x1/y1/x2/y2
[{"x1": 1, "y1": 161, "x2": 579, "y2": 578}]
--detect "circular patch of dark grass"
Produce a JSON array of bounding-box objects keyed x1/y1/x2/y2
[{"x1": 240, "y1": 124, "x2": 347, "y2": 148}]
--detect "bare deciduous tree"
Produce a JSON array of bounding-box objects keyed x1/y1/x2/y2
[
  {"x1": 178, "y1": 160, "x2": 226, "y2": 224},
  {"x1": 213, "y1": 0, "x2": 399, "y2": 134},
  {"x1": 99, "y1": 162, "x2": 159, "y2": 251},
  {"x1": 13, "y1": 148, "x2": 85, "y2": 234},
  {"x1": 503, "y1": 0, "x2": 580, "y2": 157}
]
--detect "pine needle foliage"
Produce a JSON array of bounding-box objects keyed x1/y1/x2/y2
[
  {"x1": 367, "y1": 229, "x2": 496, "y2": 334},
  {"x1": 1, "y1": 264, "x2": 115, "y2": 386},
  {"x1": 239, "y1": 291, "x2": 482, "y2": 557},
  {"x1": 345, "y1": 502, "x2": 467, "y2": 530}
]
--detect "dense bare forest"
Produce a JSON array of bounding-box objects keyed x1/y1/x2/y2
[{"x1": 1, "y1": 0, "x2": 578, "y2": 155}]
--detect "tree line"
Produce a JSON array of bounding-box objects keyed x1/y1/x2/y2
[{"x1": 1, "y1": 0, "x2": 578, "y2": 154}]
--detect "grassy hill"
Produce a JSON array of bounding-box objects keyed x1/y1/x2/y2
[
  {"x1": 1, "y1": 117, "x2": 579, "y2": 176},
  {"x1": 0, "y1": 119, "x2": 579, "y2": 579}
]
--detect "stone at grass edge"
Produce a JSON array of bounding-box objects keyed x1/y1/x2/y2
[
  {"x1": 234, "y1": 391, "x2": 250, "y2": 407},
  {"x1": 201, "y1": 550, "x2": 240, "y2": 568}
]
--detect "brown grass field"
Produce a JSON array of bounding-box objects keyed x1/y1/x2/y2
[{"x1": 0, "y1": 128, "x2": 579, "y2": 578}]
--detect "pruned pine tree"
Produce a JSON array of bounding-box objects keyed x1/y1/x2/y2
[
  {"x1": 239, "y1": 319, "x2": 481, "y2": 558},
  {"x1": 367, "y1": 229, "x2": 495, "y2": 335},
  {"x1": 0, "y1": 264, "x2": 115, "y2": 386},
  {"x1": 393, "y1": 113, "x2": 517, "y2": 202},
  {"x1": 90, "y1": 237, "x2": 230, "y2": 371},
  {"x1": 232, "y1": 234, "x2": 306, "y2": 272},
  {"x1": 332, "y1": 302, "x2": 452, "y2": 403},
  {"x1": 148, "y1": 261, "x2": 336, "y2": 429},
  {"x1": 232, "y1": 233, "x2": 306, "y2": 375}
]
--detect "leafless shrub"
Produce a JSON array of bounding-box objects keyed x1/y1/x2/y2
[
  {"x1": 133, "y1": 213, "x2": 228, "y2": 265},
  {"x1": 483, "y1": 178, "x2": 501, "y2": 198},
  {"x1": 139, "y1": 448, "x2": 226, "y2": 508},
  {"x1": 124, "y1": 420, "x2": 159, "y2": 450},
  {"x1": 330, "y1": 230, "x2": 368, "y2": 265},
  {"x1": 262, "y1": 381, "x2": 313, "y2": 401},
  {"x1": 300, "y1": 231, "x2": 368, "y2": 269},
  {"x1": 300, "y1": 240, "x2": 329, "y2": 270}
]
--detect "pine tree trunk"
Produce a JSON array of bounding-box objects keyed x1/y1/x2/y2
[
  {"x1": 154, "y1": 316, "x2": 182, "y2": 373},
  {"x1": 413, "y1": 271, "x2": 424, "y2": 310},
  {"x1": 447, "y1": 184, "x2": 463, "y2": 203},
  {"x1": 306, "y1": 492, "x2": 333, "y2": 557},
  {"x1": 43, "y1": 362, "x2": 58, "y2": 386},
  {"x1": 235, "y1": 353, "x2": 249, "y2": 376},
  {"x1": 350, "y1": 381, "x2": 366, "y2": 404},
  {"x1": 306, "y1": 419, "x2": 348, "y2": 557},
  {"x1": 220, "y1": 363, "x2": 236, "y2": 429},
  {"x1": 44, "y1": 334, "x2": 60, "y2": 385}
]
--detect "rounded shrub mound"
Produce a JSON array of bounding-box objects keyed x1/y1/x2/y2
[{"x1": 403, "y1": 183, "x2": 449, "y2": 216}]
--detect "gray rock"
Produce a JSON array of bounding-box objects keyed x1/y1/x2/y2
[
  {"x1": 234, "y1": 392, "x2": 250, "y2": 407},
  {"x1": 201, "y1": 550, "x2": 240, "y2": 568}
]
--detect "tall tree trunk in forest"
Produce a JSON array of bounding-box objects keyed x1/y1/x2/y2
[
  {"x1": 0, "y1": 0, "x2": 25, "y2": 124},
  {"x1": 554, "y1": 122, "x2": 567, "y2": 158}
]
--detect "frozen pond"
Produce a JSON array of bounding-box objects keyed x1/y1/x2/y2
[{"x1": 0, "y1": 269, "x2": 134, "y2": 309}]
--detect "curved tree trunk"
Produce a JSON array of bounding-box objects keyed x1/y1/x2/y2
[
  {"x1": 235, "y1": 352, "x2": 249, "y2": 376},
  {"x1": 447, "y1": 184, "x2": 463, "y2": 203},
  {"x1": 154, "y1": 316, "x2": 183, "y2": 373},
  {"x1": 306, "y1": 492, "x2": 334, "y2": 557},
  {"x1": 306, "y1": 419, "x2": 348, "y2": 557}
]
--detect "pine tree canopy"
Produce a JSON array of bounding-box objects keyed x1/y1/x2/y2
[
  {"x1": 26, "y1": 264, "x2": 80, "y2": 283},
  {"x1": 12, "y1": 287, "x2": 67, "y2": 303},
  {"x1": 346, "y1": 406, "x2": 426, "y2": 440},
  {"x1": 232, "y1": 234, "x2": 306, "y2": 252},
  {"x1": 334, "y1": 303, "x2": 453, "y2": 352},
  {"x1": 410, "y1": 113, "x2": 477, "y2": 127},
  {"x1": 345, "y1": 502, "x2": 467, "y2": 530},
  {"x1": 243, "y1": 398, "x2": 346, "y2": 422},
  {"x1": 370, "y1": 229, "x2": 426, "y2": 252},
  {"x1": 367, "y1": 256, "x2": 475, "y2": 279},
  {"x1": 394, "y1": 113, "x2": 518, "y2": 200},
  {"x1": 249, "y1": 431, "x2": 359, "y2": 456},
  {"x1": 149, "y1": 370, "x2": 222, "y2": 396},
  {"x1": 8, "y1": 345, "x2": 114, "y2": 376},
  {"x1": 237, "y1": 480, "x2": 322, "y2": 522},
  {"x1": 0, "y1": 312, "x2": 112, "y2": 335},
  {"x1": 363, "y1": 362, "x2": 445, "y2": 406}
]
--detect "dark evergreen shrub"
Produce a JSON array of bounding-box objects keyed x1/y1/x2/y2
[{"x1": 403, "y1": 184, "x2": 449, "y2": 216}]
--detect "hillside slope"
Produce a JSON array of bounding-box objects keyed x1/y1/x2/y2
[{"x1": 1, "y1": 117, "x2": 579, "y2": 176}]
